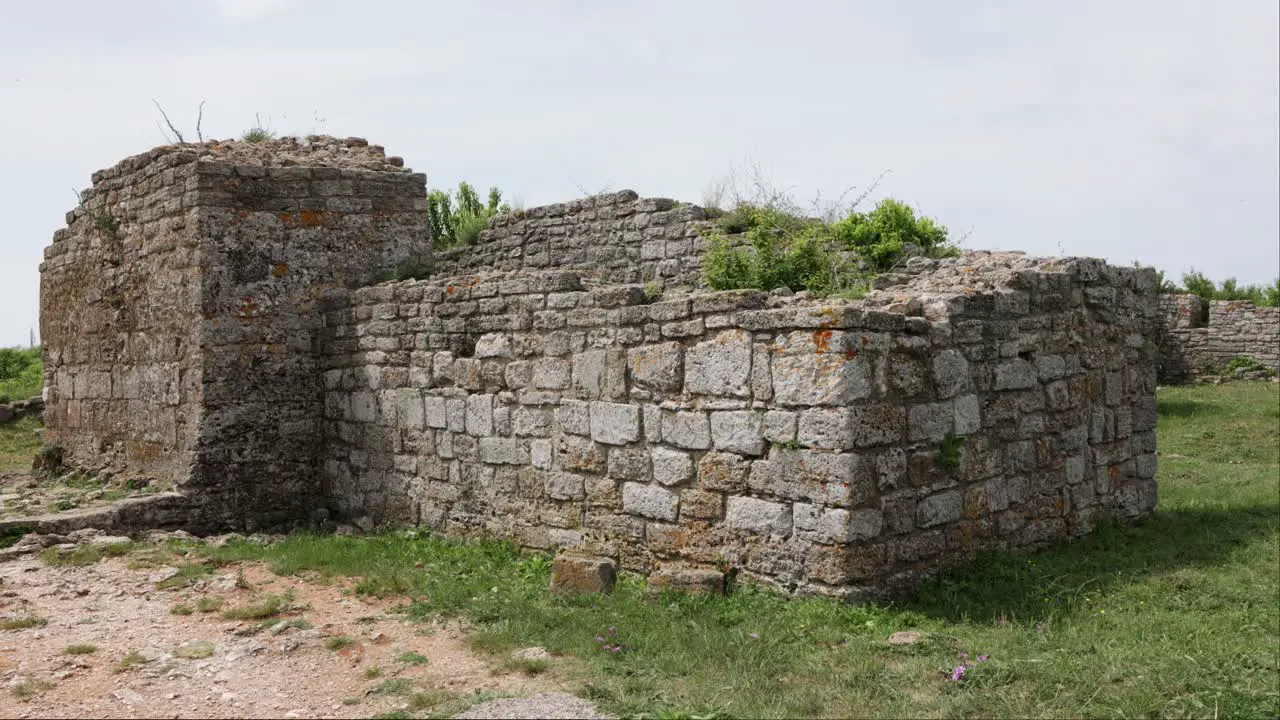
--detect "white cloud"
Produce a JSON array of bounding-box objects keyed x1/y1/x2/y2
[{"x1": 211, "y1": 0, "x2": 294, "y2": 21}]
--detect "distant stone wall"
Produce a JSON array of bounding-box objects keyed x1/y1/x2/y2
[
  {"x1": 41, "y1": 137, "x2": 431, "y2": 529},
  {"x1": 431, "y1": 192, "x2": 709, "y2": 289},
  {"x1": 318, "y1": 252, "x2": 1159, "y2": 596},
  {"x1": 1156, "y1": 295, "x2": 1280, "y2": 380}
]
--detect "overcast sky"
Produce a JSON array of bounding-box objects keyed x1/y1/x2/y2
[{"x1": 2, "y1": 0, "x2": 1277, "y2": 348}]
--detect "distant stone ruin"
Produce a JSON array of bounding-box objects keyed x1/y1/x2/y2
[
  {"x1": 1155, "y1": 295, "x2": 1279, "y2": 381},
  {"x1": 38, "y1": 137, "x2": 1162, "y2": 596}
]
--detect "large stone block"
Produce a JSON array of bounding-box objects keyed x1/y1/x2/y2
[
  {"x1": 685, "y1": 329, "x2": 752, "y2": 397},
  {"x1": 589, "y1": 401, "x2": 641, "y2": 445},
  {"x1": 550, "y1": 554, "x2": 617, "y2": 595},
  {"x1": 628, "y1": 342, "x2": 683, "y2": 392},
  {"x1": 710, "y1": 410, "x2": 765, "y2": 456},
  {"x1": 725, "y1": 496, "x2": 792, "y2": 535},
  {"x1": 662, "y1": 410, "x2": 711, "y2": 449},
  {"x1": 622, "y1": 482, "x2": 680, "y2": 521}
]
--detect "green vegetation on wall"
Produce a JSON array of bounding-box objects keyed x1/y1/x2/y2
[
  {"x1": 702, "y1": 197, "x2": 960, "y2": 296},
  {"x1": 0, "y1": 347, "x2": 41, "y2": 404},
  {"x1": 427, "y1": 182, "x2": 510, "y2": 249},
  {"x1": 1160, "y1": 268, "x2": 1280, "y2": 308}
]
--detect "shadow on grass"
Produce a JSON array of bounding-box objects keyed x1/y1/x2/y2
[
  {"x1": 1155, "y1": 397, "x2": 1210, "y2": 418},
  {"x1": 902, "y1": 504, "x2": 1276, "y2": 624}
]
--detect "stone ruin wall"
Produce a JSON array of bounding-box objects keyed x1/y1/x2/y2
[
  {"x1": 40, "y1": 137, "x2": 430, "y2": 528},
  {"x1": 431, "y1": 192, "x2": 708, "y2": 289},
  {"x1": 318, "y1": 253, "x2": 1159, "y2": 596},
  {"x1": 1156, "y1": 294, "x2": 1280, "y2": 380},
  {"x1": 39, "y1": 137, "x2": 1161, "y2": 595}
]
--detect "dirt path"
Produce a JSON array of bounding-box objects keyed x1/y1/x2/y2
[{"x1": 0, "y1": 553, "x2": 564, "y2": 718}]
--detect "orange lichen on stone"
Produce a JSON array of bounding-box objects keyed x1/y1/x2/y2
[
  {"x1": 271, "y1": 263, "x2": 288, "y2": 278},
  {"x1": 813, "y1": 329, "x2": 833, "y2": 353}
]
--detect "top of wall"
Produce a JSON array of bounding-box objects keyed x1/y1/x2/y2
[{"x1": 87, "y1": 135, "x2": 417, "y2": 188}]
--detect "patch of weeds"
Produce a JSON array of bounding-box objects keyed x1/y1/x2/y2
[
  {"x1": 395, "y1": 651, "x2": 429, "y2": 665},
  {"x1": 10, "y1": 678, "x2": 54, "y2": 700},
  {"x1": 364, "y1": 665, "x2": 384, "y2": 679},
  {"x1": 156, "y1": 563, "x2": 214, "y2": 589},
  {"x1": 503, "y1": 657, "x2": 551, "y2": 676},
  {"x1": 271, "y1": 617, "x2": 312, "y2": 630},
  {"x1": 326, "y1": 635, "x2": 356, "y2": 651},
  {"x1": 221, "y1": 589, "x2": 297, "y2": 620},
  {"x1": 0, "y1": 616, "x2": 47, "y2": 631},
  {"x1": 376, "y1": 259, "x2": 433, "y2": 283},
  {"x1": 407, "y1": 689, "x2": 455, "y2": 711},
  {"x1": 342, "y1": 696, "x2": 362, "y2": 706},
  {"x1": 39, "y1": 541, "x2": 135, "y2": 567},
  {"x1": 170, "y1": 603, "x2": 195, "y2": 616},
  {"x1": 776, "y1": 438, "x2": 803, "y2": 451},
  {"x1": 938, "y1": 432, "x2": 964, "y2": 469},
  {"x1": 63, "y1": 644, "x2": 98, "y2": 655},
  {"x1": 0, "y1": 527, "x2": 31, "y2": 550},
  {"x1": 369, "y1": 678, "x2": 415, "y2": 696},
  {"x1": 113, "y1": 651, "x2": 152, "y2": 673},
  {"x1": 195, "y1": 597, "x2": 225, "y2": 613},
  {"x1": 241, "y1": 114, "x2": 276, "y2": 143},
  {"x1": 174, "y1": 640, "x2": 215, "y2": 659},
  {"x1": 643, "y1": 281, "x2": 664, "y2": 301},
  {"x1": 370, "y1": 712, "x2": 412, "y2": 720},
  {"x1": 234, "y1": 568, "x2": 252, "y2": 589}
]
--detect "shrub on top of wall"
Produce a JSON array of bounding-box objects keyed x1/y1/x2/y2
[
  {"x1": 1161, "y1": 269, "x2": 1280, "y2": 308},
  {"x1": 702, "y1": 198, "x2": 959, "y2": 296},
  {"x1": 428, "y1": 182, "x2": 511, "y2": 249}
]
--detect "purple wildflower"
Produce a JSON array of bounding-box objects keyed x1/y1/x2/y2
[
  {"x1": 950, "y1": 665, "x2": 966, "y2": 682},
  {"x1": 977, "y1": 654, "x2": 989, "y2": 663},
  {"x1": 608, "y1": 626, "x2": 617, "y2": 637},
  {"x1": 594, "y1": 635, "x2": 605, "y2": 643}
]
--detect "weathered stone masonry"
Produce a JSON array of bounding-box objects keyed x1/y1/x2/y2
[
  {"x1": 1156, "y1": 294, "x2": 1280, "y2": 380},
  {"x1": 319, "y1": 253, "x2": 1160, "y2": 595},
  {"x1": 41, "y1": 138, "x2": 429, "y2": 528},
  {"x1": 41, "y1": 138, "x2": 1161, "y2": 595}
]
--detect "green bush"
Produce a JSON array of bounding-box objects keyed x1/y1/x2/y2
[
  {"x1": 702, "y1": 198, "x2": 957, "y2": 295},
  {"x1": 0, "y1": 347, "x2": 41, "y2": 404},
  {"x1": 427, "y1": 182, "x2": 510, "y2": 249},
  {"x1": 829, "y1": 198, "x2": 959, "y2": 273},
  {"x1": 1162, "y1": 269, "x2": 1279, "y2": 308}
]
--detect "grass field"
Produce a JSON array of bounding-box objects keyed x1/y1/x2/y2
[{"x1": 169, "y1": 382, "x2": 1277, "y2": 719}]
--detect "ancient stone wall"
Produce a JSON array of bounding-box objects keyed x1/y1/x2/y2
[
  {"x1": 41, "y1": 137, "x2": 431, "y2": 528},
  {"x1": 431, "y1": 192, "x2": 708, "y2": 289},
  {"x1": 318, "y1": 252, "x2": 1159, "y2": 596},
  {"x1": 1156, "y1": 295, "x2": 1280, "y2": 380}
]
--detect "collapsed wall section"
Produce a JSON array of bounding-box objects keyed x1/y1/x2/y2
[
  {"x1": 41, "y1": 137, "x2": 432, "y2": 529},
  {"x1": 1156, "y1": 294, "x2": 1280, "y2": 380},
  {"x1": 430, "y1": 191, "x2": 708, "y2": 288},
  {"x1": 319, "y1": 252, "x2": 1159, "y2": 595}
]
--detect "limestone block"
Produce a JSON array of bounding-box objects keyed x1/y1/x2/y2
[
  {"x1": 953, "y1": 394, "x2": 982, "y2": 436},
  {"x1": 932, "y1": 349, "x2": 970, "y2": 399},
  {"x1": 762, "y1": 410, "x2": 797, "y2": 444},
  {"x1": 994, "y1": 359, "x2": 1038, "y2": 390},
  {"x1": 589, "y1": 401, "x2": 641, "y2": 445},
  {"x1": 725, "y1": 496, "x2": 792, "y2": 535},
  {"x1": 622, "y1": 482, "x2": 679, "y2": 521},
  {"x1": 466, "y1": 394, "x2": 494, "y2": 436},
  {"x1": 917, "y1": 490, "x2": 962, "y2": 528},
  {"x1": 698, "y1": 451, "x2": 749, "y2": 493},
  {"x1": 662, "y1": 411, "x2": 711, "y2": 450},
  {"x1": 627, "y1": 342, "x2": 683, "y2": 392},
  {"x1": 607, "y1": 446, "x2": 651, "y2": 481},
  {"x1": 550, "y1": 554, "x2": 617, "y2": 595},
  {"x1": 474, "y1": 333, "x2": 511, "y2": 358},
  {"x1": 532, "y1": 357, "x2": 571, "y2": 390},
  {"x1": 710, "y1": 410, "x2": 765, "y2": 456},
  {"x1": 684, "y1": 329, "x2": 752, "y2": 397},
  {"x1": 651, "y1": 446, "x2": 695, "y2": 487},
  {"x1": 546, "y1": 472, "x2": 586, "y2": 501},
  {"x1": 478, "y1": 437, "x2": 528, "y2": 465},
  {"x1": 908, "y1": 401, "x2": 954, "y2": 442}
]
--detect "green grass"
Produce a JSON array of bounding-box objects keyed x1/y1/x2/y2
[
  {"x1": 187, "y1": 383, "x2": 1279, "y2": 718},
  {"x1": 0, "y1": 347, "x2": 41, "y2": 405},
  {"x1": 113, "y1": 650, "x2": 152, "y2": 673},
  {"x1": 221, "y1": 589, "x2": 297, "y2": 621},
  {"x1": 38, "y1": 541, "x2": 136, "y2": 566},
  {"x1": 196, "y1": 596, "x2": 225, "y2": 613},
  {"x1": 0, "y1": 616, "x2": 47, "y2": 631},
  {"x1": 155, "y1": 563, "x2": 214, "y2": 589},
  {"x1": 395, "y1": 651, "x2": 429, "y2": 665},
  {"x1": 326, "y1": 635, "x2": 356, "y2": 651},
  {"x1": 9, "y1": 678, "x2": 53, "y2": 700},
  {"x1": 0, "y1": 416, "x2": 42, "y2": 474},
  {"x1": 63, "y1": 644, "x2": 98, "y2": 655}
]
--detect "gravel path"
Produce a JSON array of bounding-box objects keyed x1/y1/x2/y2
[{"x1": 454, "y1": 692, "x2": 615, "y2": 719}]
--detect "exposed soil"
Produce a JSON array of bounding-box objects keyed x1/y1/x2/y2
[{"x1": 0, "y1": 554, "x2": 569, "y2": 719}]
